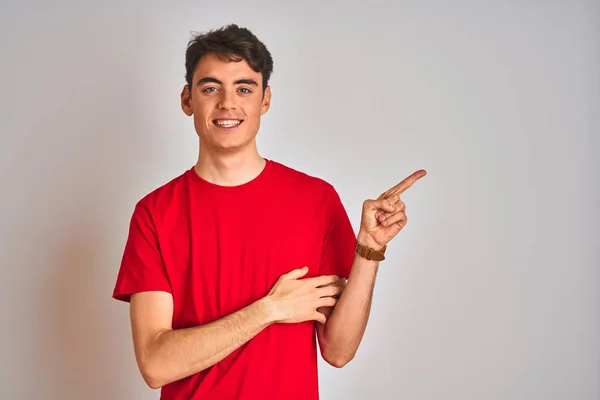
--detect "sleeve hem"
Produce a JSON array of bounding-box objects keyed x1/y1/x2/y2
[{"x1": 112, "y1": 285, "x2": 173, "y2": 303}]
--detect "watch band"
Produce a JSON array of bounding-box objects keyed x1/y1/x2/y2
[{"x1": 355, "y1": 240, "x2": 387, "y2": 261}]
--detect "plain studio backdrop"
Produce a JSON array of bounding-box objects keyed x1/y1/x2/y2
[{"x1": 0, "y1": 1, "x2": 597, "y2": 399}]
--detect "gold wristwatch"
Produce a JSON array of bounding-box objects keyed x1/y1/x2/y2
[{"x1": 355, "y1": 240, "x2": 387, "y2": 261}]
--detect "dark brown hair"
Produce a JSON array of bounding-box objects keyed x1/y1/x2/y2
[{"x1": 185, "y1": 24, "x2": 274, "y2": 93}]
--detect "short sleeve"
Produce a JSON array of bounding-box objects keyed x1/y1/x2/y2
[
  {"x1": 319, "y1": 186, "x2": 357, "y2": 279},
  {"x1": 112, "y1": 202, "x2": 172, "y2": 302}
]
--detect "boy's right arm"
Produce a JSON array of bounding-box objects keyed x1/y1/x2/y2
[{"x1": 130, "y1": 267, "x2": 341, "y2": 389}]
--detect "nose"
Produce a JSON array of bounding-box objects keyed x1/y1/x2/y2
[{"x1": 217, "y1": 90, "x2": 236, "y2": 111}]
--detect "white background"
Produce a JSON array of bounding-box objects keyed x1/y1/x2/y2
[{"x1": 0, "y1": 1, "x2": 597, "y2": 399}]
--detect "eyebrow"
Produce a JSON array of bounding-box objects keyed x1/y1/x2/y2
[{"x1": 196, "y1": 77, "x2": 259, "y2": 86}]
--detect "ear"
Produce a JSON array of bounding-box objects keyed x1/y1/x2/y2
[
  {"x1": 181, "y1": 85, "x2": 193, "y2": 116},
  {"x1": 260, "y1": 86, "x2": 271, "y2": 115}
]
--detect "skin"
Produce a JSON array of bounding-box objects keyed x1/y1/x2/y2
[
  {"x1": 315, "y1": 170, "x2": 426, "y2": 366},
  {"x1": 129, "y1": 51, "x2": 426, "y2": 389},
  {"x1": 180, "y1": 52, "x2": 271, "y2": 186}
]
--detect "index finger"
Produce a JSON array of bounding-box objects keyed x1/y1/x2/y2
[
  {"x1": 305, "y1": 275, "x2": 340, "y2": 287},
  {"x1": 380, "y1": 169, "x2": 427, "y2": 199}
]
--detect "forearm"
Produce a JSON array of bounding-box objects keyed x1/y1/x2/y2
[
  {"x1": 141, "y1": 298, "x2": 274, "y2": 388},
  {"x1": 318, "y1": 233, "x2": 380, "y2": 366}
]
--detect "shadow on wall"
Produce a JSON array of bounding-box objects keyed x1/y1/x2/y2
[
  {"x1": 37, "y1": 229, "x2": 121, "y2": 397},
  {"x1": 17, "y1": 84, "x2": 162, "y2": 400},
  {"x1": 29, "y1": 153, "x2": 157, "y2": 400}
]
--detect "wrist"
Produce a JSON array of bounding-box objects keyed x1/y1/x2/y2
[
  {"x1": 255, "y1": 296, "x2": 280, "y2": 325},
  {"x1": 357, "y1": 230, "x2": 383, "y2": 250}
]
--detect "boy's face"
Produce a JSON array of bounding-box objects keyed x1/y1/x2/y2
[{"x1": 181, "y1": 52, "x2": 271, "y2": 153}]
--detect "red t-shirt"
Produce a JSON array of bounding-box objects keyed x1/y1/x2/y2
[{"x1": 112, "y1": 159, "x2": 357, "y2": 399}]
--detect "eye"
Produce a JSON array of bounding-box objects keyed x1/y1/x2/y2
[
  {"x1": 238, "y1": 87, "x2": 252, "y2": 94},
  {"x1": 202, "y1": 87, "x2": 217, "y2": 93}
]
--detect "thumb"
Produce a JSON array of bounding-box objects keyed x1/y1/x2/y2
[{"x1": 284, "y1": 266, "x2": 309, "y2": 280}]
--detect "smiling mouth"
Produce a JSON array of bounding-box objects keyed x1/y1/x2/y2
[{"x1": 213, "y1": 119, "x2": 244, "y2": 128}]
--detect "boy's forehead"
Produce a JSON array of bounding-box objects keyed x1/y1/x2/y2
[{"x1": 194, "y1": 53, "x2": 261, "y2": 81}]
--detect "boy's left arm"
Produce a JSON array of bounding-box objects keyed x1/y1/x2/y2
[{"x1": 317, "y1": 169, "x2": 427, "y2": 368}]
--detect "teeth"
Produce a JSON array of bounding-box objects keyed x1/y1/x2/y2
[{"x1": 215, "y1": 120, "x2": 241, "y2": 127}]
